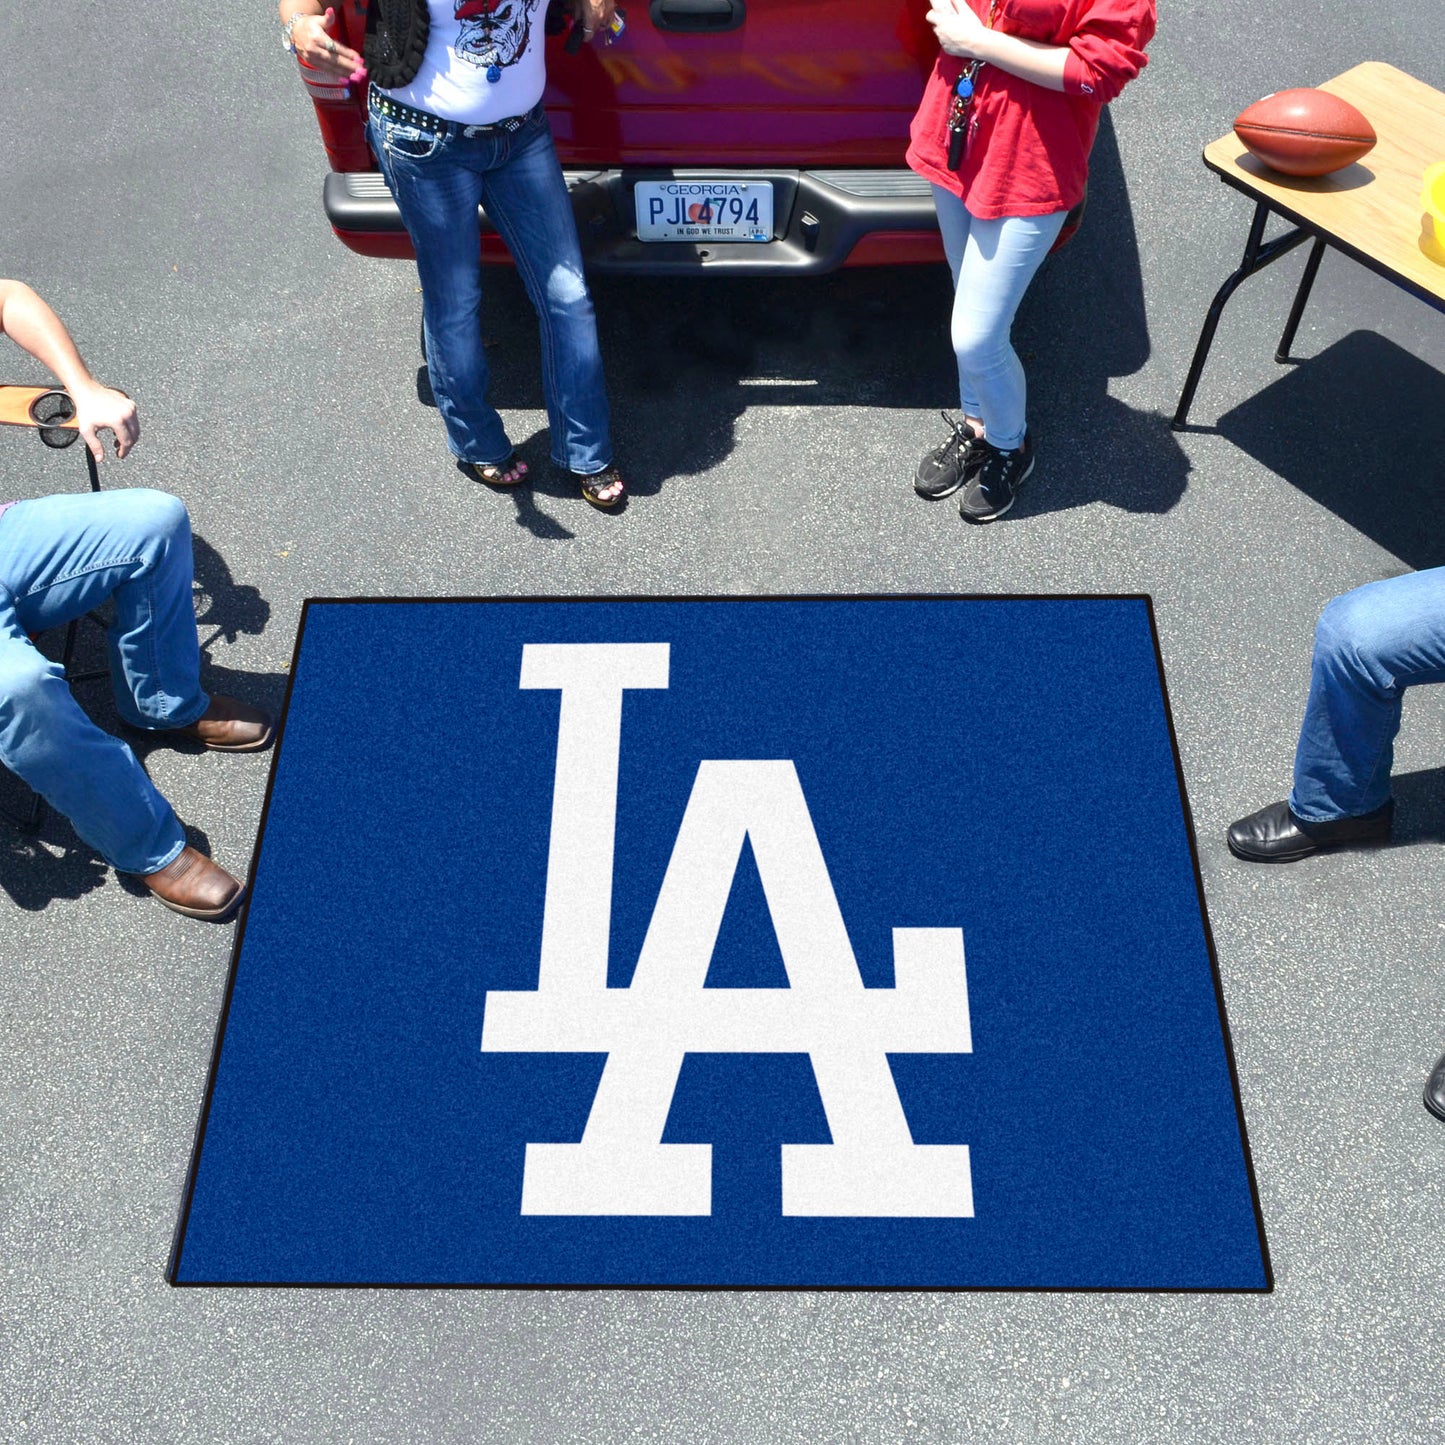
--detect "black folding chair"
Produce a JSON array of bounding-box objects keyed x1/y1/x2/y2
[{"x1": 0, "y1": 386, "x2": 107, "y2": 831}]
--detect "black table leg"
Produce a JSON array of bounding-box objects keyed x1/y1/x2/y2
[
  {"x1": 1275, "y1": 237, "x2": 1327, "y2": 363},
  {"x1": 65, "y1": 436, "x2": 109, "y2": 683},
  {"x1": 1172, "y1": 201, "x2": 1314, "y2": 430}
]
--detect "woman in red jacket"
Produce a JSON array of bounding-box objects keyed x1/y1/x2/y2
[{"x1": 908, "y1": 0, "x2": 1155, "y2": 522}]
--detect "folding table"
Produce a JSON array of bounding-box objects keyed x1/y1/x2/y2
[{"x1": 1174, "y1": 62, "x2": 1445, "y2": 429}]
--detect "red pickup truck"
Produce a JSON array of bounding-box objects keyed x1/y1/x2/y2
[{"x1": 307, "y1": 0, "x2": 950, "y2": 274}]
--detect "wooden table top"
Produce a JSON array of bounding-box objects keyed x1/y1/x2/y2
[
  {"x1": 0, "y1": 385, "x2": 77, "y2": 431},
  {"x1": 1203, "y1": 61, "x2": 1445, "y2": 307}
]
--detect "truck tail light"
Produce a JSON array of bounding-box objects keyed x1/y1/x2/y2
[
  {"x1": 298, "y1": 58, "x2": 351, "y2": 104},
  {"x1": 297, "y1": 56, "x2": 371, "y2": 172},
  {"x1": 303, "y1": 78, "x2": 353, "y2": 103}
]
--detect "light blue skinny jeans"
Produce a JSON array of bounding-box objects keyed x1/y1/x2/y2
[
  {"x1": 1290, "y1": 567, "x2": 1445, "y2": 822},
  {"x1": 931, "y1": 185, "x2": 1067, "y2": 452},
  {"x1": 0, "y1": 489, "x2": 206, "y2": 873},
  {"x1": 369, "y1": 98, "x2": 613, "y2": 475}
]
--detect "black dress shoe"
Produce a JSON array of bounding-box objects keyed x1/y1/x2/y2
[
  {"x1": 1425, "y1": 1052, "x2": 1445, "y2": 1123},
  {"x1": 1226, "y1": 798, "x2": 1393, "y2": 862}
]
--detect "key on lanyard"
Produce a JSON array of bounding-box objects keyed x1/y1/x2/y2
[
  {"x1": 946, "y1": 63, "x2": 980, "y2": 170},
  {"x1": 943, "y1": 0, "x2": 996, "y2": 169}
]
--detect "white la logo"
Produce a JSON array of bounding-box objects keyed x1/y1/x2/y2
[{"x1": 481, "y1": 643, "x2": 974, "y2": 1217}]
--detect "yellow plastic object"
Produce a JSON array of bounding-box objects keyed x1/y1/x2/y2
[{"x1": 1422, "y1": 162, "x2": 1445, "y2": 265}]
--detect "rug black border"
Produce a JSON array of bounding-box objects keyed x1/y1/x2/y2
[{"x1": 167, "y1": 592, "x2": 1274, "y2": 1295}]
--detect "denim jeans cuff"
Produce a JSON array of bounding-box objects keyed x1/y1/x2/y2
[
  {"x1": 113, "y1": 828, "x2": 187, "y2": 878},
  {"x1": 1287, "y1": 789, "x2": 1390, "y2": 824},
  {"x1": 118, "y1": 688, "x2": 211, "y2": 733}
]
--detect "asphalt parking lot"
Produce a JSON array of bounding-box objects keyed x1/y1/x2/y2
[{"x1": 3, "y1": 2, "x2": 1445, "y2": 1440}]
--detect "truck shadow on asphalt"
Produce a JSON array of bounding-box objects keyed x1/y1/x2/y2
[
  {"x1": 448, "y1": 110, "x2": 1188, "y2": 524},
  {"x1": 0, "y1": 533, "x2": 286, "y2": 913}
]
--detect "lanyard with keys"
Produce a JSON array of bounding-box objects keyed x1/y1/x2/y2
[{"x1": 944, "y1": 0, "x2": 1000, "y2": 169}]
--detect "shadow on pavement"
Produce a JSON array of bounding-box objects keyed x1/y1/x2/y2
[
  {"x1": 460, "y1": 108, "x2": 1187, "y2": 516},
  {"x1": 0, "y1": 802, "x2": 222, "y2": 913},
  {"x1": 0, "y1": 828, "x2": 112, "y2": 912},
  {"x1": 193, "y1": 532, "x2": 271, "y2": 650},
  {"x1": 1217, "y1": 330, "x2": 1445, "y2": 570},
  {"x1": 422, "y1": 365, "x2": 581, "y2": 539},
  {"x1": 471, "y1": 257, "x2": 966, "y2": 502},
  {"x1": 1017, "y1": 108, "x2": 1191, "y2": 519},
  {"x1": 1390, "y1": 765, "x2": 1445, "y2": 845}
]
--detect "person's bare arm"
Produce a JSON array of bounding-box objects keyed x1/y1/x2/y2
[
  {"x1": 572, "y1": 0, "x2": 618, "y2": 44},
  {"x1": 0, "y1": 279, "x2": 139, "y2": 461},
  {"x1": 279, "y1": 2, "x2": 366, "y2": 82},
  {"x1": 926, "y1": 0, "x2": 1069, "y2": 91}
]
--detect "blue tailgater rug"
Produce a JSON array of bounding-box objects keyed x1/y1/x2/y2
[{"x1": 170, "y1": 597, "x2": 1270, "y2": 1291}]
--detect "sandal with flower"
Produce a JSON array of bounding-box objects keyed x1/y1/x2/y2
[{"x1": 466, "y1": 451, "x2": 529, "y2": 488}]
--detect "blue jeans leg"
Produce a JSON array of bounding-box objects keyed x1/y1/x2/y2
[
  {"x1": 0, "y1": 490, "x2": 203, "y2": 872},
  {"x1": 371, "y1": 112, "x2": 505, "y2": 466},
  {"x1": 1290, "y1": 567, "x2": 1445, "y2": 821},
  {"x1": 371, "y1": 107, "x2": 613, "y2": 474},
  {"x1": 481, "y1": 117, "x2": 611, "y2": 474},
  {"x1": 932, "y1": 186, "x2": 1065, "y2": 452}
]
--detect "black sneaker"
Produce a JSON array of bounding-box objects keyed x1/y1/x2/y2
[
  {"x1": 914, "y1": 413, "x2": 986, "y2": 499},
  {"x1": 959, "y1": 431, "x2": 1035, "y2": 523}
]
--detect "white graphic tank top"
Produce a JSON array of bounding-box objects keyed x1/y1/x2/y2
[{"x1": 378, "y1": 0, "x2": 549, "y2": 125}]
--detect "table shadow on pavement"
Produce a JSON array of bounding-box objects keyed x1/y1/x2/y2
[{"x1": 1217, "y1": 330, "x2": 1445, "y2": 571}]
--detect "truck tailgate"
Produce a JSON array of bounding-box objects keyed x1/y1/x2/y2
[{"x1": 543, "y1": 0, "x2": 935, "y2": 167}]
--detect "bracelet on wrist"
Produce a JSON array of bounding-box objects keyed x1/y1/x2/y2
[{"x1": 281, "y1": 12, "x2": 311, "y2": 55}]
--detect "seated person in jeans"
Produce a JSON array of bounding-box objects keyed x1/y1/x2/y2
[
  {"x1": 1226, "y1": 566, "x2": 1445, "y2": 1121},
  {"x1": 0, "y1": 279, "x2": 271, "y2": 920}
]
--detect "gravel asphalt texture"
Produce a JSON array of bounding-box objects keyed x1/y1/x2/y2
[{"x1": 2, "y1": 2, "x2": 1444, "y2": 1441}]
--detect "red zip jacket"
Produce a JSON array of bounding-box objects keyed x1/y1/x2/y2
[{"x1": 906, "y1": 0, "x2": 1155, "y2": 220}]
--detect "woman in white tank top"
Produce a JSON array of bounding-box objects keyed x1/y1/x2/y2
[{"x1": 282, "y1": 0, "x2": 627, "y2": 509}]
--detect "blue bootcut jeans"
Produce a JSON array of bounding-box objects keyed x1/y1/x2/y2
[
  {"x1": 1290, "y1": 566, "x2": 1445, "y2": 822},
  {"x1": 368, "y1": 99, "x2": 613, "y2": 476},
  {"x1": 0, "y1": 489, "x2": 207, "y2": 874}
]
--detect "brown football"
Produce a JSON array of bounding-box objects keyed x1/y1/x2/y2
[{"x1": 1233, "y1": 88, "x2": 1377, "y2": 177}]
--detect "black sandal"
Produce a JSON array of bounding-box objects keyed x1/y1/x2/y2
[
  {"x1": 574, "y1": 464, "x2": 626, "y2": 511},
  {"x1": 467, "y1": 451, "x2": 529, "y2": 488}
]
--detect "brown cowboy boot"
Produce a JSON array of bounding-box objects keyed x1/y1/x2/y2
[
  {"x1": 168, "y1": 695, "x2": 274, "y2": 752},
  {"x1": 140, "y1": 846, "x2": 245, "y2": 921}
]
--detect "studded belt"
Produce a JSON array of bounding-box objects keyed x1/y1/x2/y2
[{"x1": 368, "y1": 86, "x2": 536, "y2": 138}]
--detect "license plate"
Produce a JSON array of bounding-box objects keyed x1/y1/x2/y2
[{"x1": 634, "y1": 181, "x2": 773, "y2": 243}]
